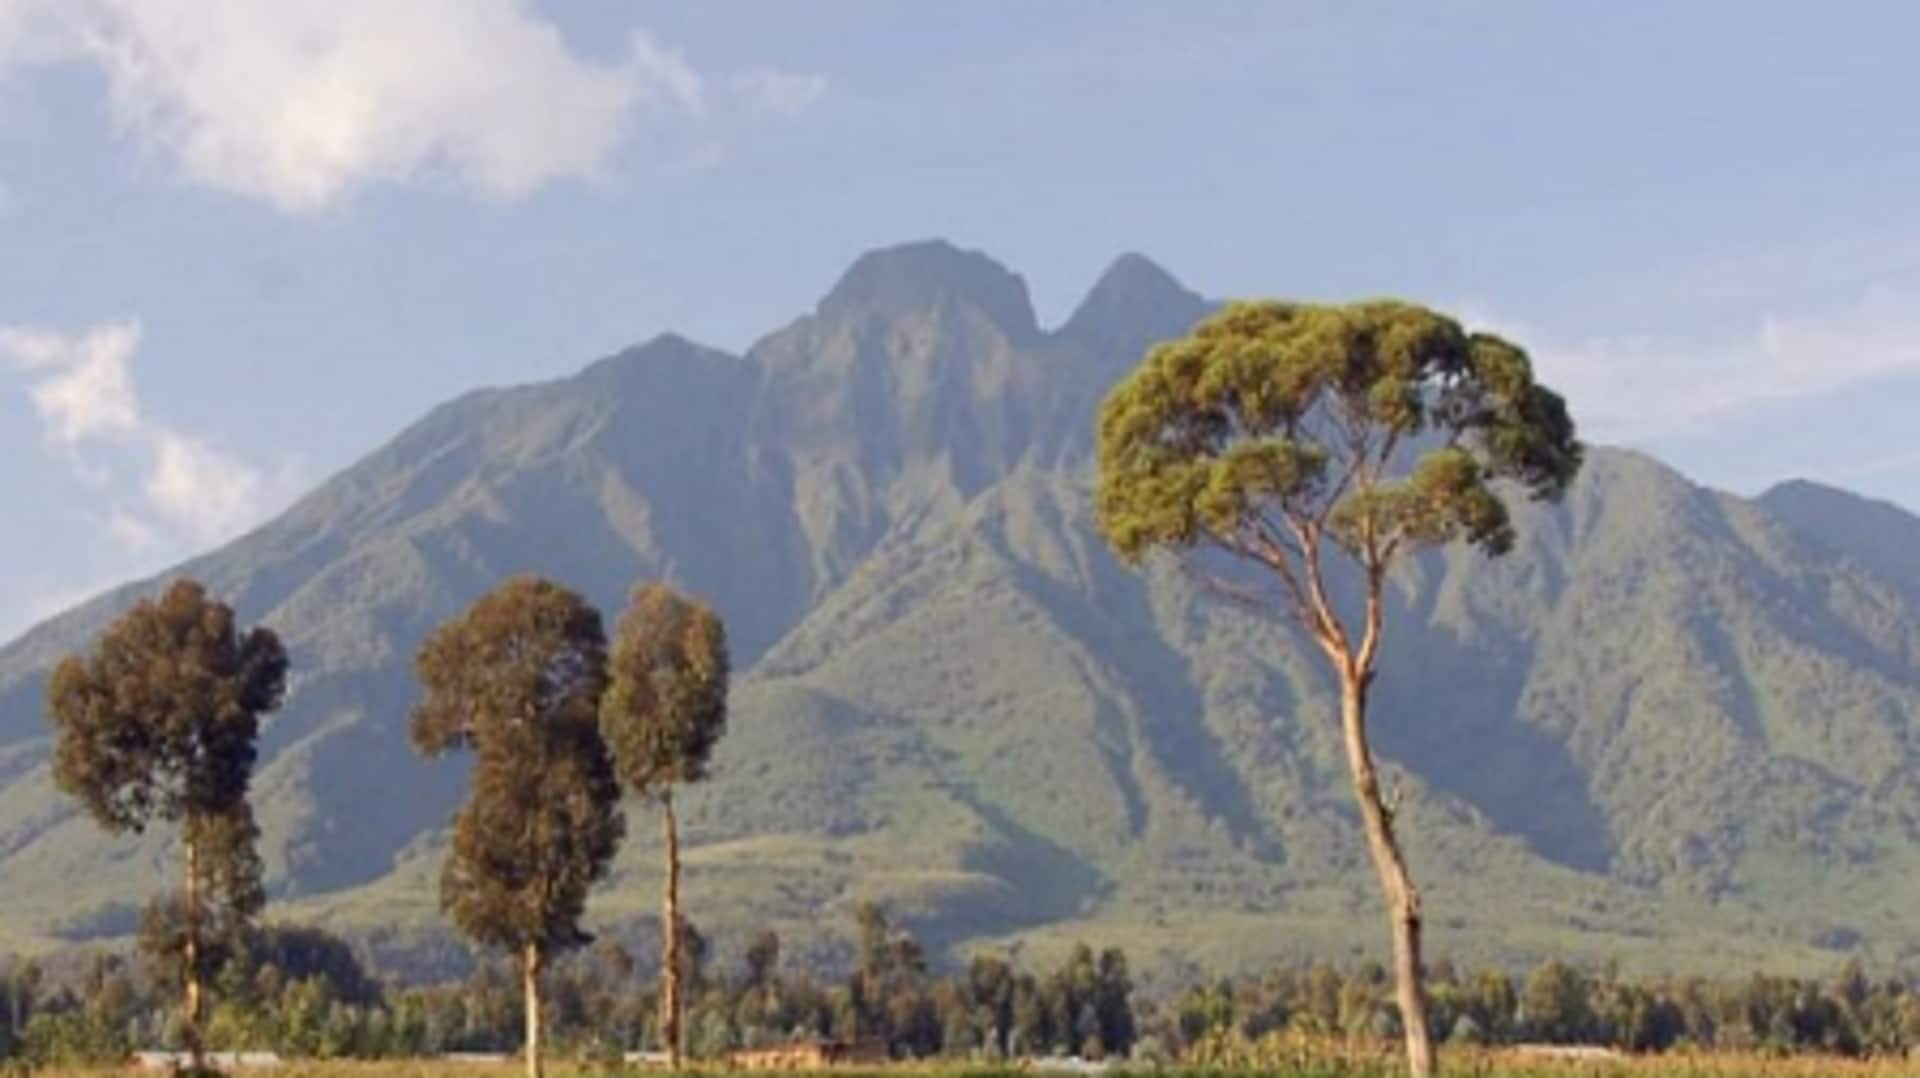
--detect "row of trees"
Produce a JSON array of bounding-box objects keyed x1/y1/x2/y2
[
  {"x1": 9, "y1": 918, "x2": 1920, "y2": 1069},
  {"x1": 1162, "y1": 957, "x2": 1920, "y2": 1061},
  {"x1": 411, "y1": 576, "x2": 729, "y2": 1076},
  {"x1": 0, "y1": 908, "x2": 1136, "y2": 1066},
  {"x1": 45, "y1": 577, "x2": 731, "y2": 1078}
]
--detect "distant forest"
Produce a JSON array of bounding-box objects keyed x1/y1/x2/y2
[{"x1": 4, "y1": 908, "x2": 1918, "y2": 1067}]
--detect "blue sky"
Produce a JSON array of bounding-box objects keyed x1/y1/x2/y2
[{"x1": 1, "y1": 1, "x2": 1918, "y2": 637}]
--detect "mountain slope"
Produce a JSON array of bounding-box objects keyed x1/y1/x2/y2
[{"x1": 0, "y1": 241, "x2": 1915, "y2": 980}]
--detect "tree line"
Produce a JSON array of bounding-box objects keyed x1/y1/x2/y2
[
  {"x1": 6, "y1": 913, "x2": 1920, "y2": 1069},
  {"x1": 45, "y1": 576, "x2": 729, "y2": 1078},
  {"x1": 0, "y1": 906, "x2": 1137, "y2": 1067},
  {"x1": 1163, "y1": 956, "x2": 1920, "y2": 1062}
]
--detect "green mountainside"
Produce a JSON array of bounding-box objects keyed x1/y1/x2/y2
[{"x1": 1, "y1": 241, "x2": 1916, "y2": 982}]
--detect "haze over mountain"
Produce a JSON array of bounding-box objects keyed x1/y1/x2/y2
[{"x1": 1, "y1": 240, "x2": 1916, "y2": 981}]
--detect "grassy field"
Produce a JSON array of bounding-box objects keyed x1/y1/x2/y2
[{"x1": 28, "y1": 1054, "x2": 1920, "y2": 1078}]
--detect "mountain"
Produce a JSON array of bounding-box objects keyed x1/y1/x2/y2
[{"x1": 1, "y1": 240, "x2": 1917, "y2": 982}]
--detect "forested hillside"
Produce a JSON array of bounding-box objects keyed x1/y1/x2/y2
[{"x1": 1, "y1": 241, "x2": 1916, "y2": 980}]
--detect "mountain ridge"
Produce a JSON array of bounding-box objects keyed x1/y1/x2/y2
[{"x1": 1, "y1": 242, "x2": 1916, "y2": 981}]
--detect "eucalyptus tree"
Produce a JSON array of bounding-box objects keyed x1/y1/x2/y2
[
  {"x1": 411, "y1": 576, "x2": 624, "y2": 1078},
  {"x1": 1093, "y1": 300, "x2": 1581, "y2": 1076},
  {"x1": 600, "y1": 583, "x2": 729, "y2": 1068},
  {"x1": 45, "y1": 578, "x2": 286, "y2": 1064}
]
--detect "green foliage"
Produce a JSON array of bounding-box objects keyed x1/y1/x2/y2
[
  {"x1": 1094, "y1": 299, "x2": 1579, "y2": 568},
  {"x1": 18, "y1": 1009, "x2": 127, "y2": 1067},
  {"x1": 599, "y1": 582, "x2": 730, "y2": 1064},
  {"x1": 601, "y1": 583, "x2": 730, "y2": 795},
  {"x1": 410, "y1": 576, "x2": 625, "y2": 956},
  {"x1": 1140, "y1": 956, "x2": 1920, "y2": 1063},
  {"x1": 2, "y1": 925, "x2": 1919, "y2": 1070},
  {"x1": 43, "y1": 578, "x2": 285, "y2": 1051},
  {"x1": 1520, "y1": 960, "x2": 1597, "y2": 1043},
  {"x1": 45, "y1": 578, "x2": 287, "y2": 839},
  {"x1": 239, "y1": 923, "x2": 383, "y2": 1007},
  {"x1": 1094, "y1": 298, "x2": 1583, "y2": 1076}
]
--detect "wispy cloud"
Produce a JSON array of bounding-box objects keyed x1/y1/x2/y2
[
  {"x1": 0, "y1": 321, "x2": 141, "y2": 442},
  {"x1": 1464, "y1": 271, "x2": 1920, "y2": 446},
  {"x1": 0, "y1": 319, "x2": 299, "y2": 550},
  {"x1": 0, "y1": 0, "x2": 827, "y2": 211},
  {"x1": 143, "y1": 428, "x2": 272, "y2": 539},
  {"x1": 730, "y1": 69, "x2": 829, "y2": 118}
]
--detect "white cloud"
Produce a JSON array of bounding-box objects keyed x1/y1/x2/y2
[
  {"x1": 144, "y1": 428, "x2": 264, "y2": 539},
  {"x1": 0, "y1": 2, "x2": 24, "y2": 58},
  {"x1": 106, "y1": 508, "x2": 157, "y2": 552},
  {"x1": 730, "y1": 68, "x2": 828, "y2": 117},
  {"x1": 0, "y1": 318, "x2": 287, "y2": 551},
  {"x1": 83, "y1": 0, "x2": 691, "y2": 211},
  {"x1": 0, "y1": 320, "x2": 142, "y2": 442},
  {"x1": 627, "y1": 28, "x2": 706, "y2": 114},
  {"x1": 1464, "y1": 280, "x2": 1920, "y2": 446},
  {"x1": 0, "y1": 0, "x2": 824, "y2": 212}
]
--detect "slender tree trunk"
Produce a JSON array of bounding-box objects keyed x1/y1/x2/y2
[
  {"x1": 183, "y1": 833, "x2": 204, "y2": 1071},
  {"x1": 523, "y1": 942, "x2": 544, "y2": 1078},
  {"x1": 659, "y1": 790, "x2": 683, "y2": 1067},
  {"x1": 1338, "y1": 669, "x2": 1434, "y2": 1077}
]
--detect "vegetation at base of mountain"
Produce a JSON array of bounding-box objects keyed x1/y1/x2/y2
[{"x1": 2, "y1": 913, "x2": 1919, "y2": 1072}]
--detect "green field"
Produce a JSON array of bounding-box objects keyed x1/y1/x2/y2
[{"x1": 30, "y1": 1056, "x2": 1920, "y2": 1078}]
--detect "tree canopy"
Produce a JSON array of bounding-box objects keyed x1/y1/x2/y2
[
  {"x1": 47, "y1": 579, "x2": 286, "y2": 838},
  {"x1": 600, "y1": 583, "x2": 730, "y2": 794},
  {"x1": 1096, "y1": 300, "x2": 1580, "y2": 601},
  {"x1": 411, "y1": 575, "x2": 623, "y2": 957},
  {"x1": 44, "y1": 578, "x2": 286, "y2": 1058}
]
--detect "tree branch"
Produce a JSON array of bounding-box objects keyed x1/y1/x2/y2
[
  {"x1": 1177, "y1": 558, "x2": 1277, "y2": 613},
  {"x1": 1351, "y1": 427, "x2": 1399, "y2": 680},
  {"x1": 1281, "y1": 512, "x2": 1352, "y2": 668},
  {"x1": 1354, "y1": 560, "x2": 1386, "y2": 680},
  {"x1": 1313, "y1": 403, "x2": 1370, "y2": 530},
  {"x1": 1190, "y1": 535, "x2": 1314, "y2": 635}
]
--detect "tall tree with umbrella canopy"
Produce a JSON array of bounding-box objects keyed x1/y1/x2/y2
[{"x1": 1093, "y1": 300, "x2": 1582, "y2": 1076}]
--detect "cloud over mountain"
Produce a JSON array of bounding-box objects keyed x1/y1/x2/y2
[
  {"x1": 0, "y1": 319, "x2": 293, "y2": 575},
  {"x1": 0, "y1": 0, "x2": 825, "y2": 210}
]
